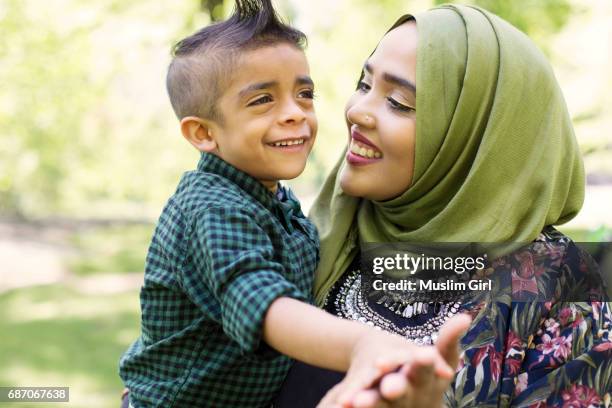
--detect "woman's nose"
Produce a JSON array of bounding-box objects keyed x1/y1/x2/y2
[{"x1": 346, "y1": 104, "x2": 376, "y2": 129}]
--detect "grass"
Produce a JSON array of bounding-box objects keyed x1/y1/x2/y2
[
  {"x1": 67, "y1": 224, "x2": 153, "y2": 276},
  {"x1": 1, "y1": 224, "x2": 609, "y2": 408},
  {"x1": 0, "y1": 284, "x2": 140, "y2": 408}
]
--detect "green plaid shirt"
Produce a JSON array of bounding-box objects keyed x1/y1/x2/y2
[{"x1": 119, "y1": 153, "x2": 319, "y2": 407}]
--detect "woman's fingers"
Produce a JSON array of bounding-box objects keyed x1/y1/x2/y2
[
  {"x1": 320, "y1": 316, "x2": 471, "y2": 408},
  {"x1": 336, "y1": 366, "x2": 383, "y2": 406},
  {"x1": 373, "y1": 346, "x2": 415, "y2": 373},
  {"x1": 406, "y1": 357, "x2": 435, "y2": 387},
  {"x1": 435, "y1": 314, "x2": 472, "y2": 369},
  {"x1": 317, "y1": 382, "x2": 348, "y2": 408},
  {"x1": 413, "y1": 346, "x2": 455, "y2": 380},
  {"x1": 379, "y1": 372, "x2": 409, "y2": 400},
  {"x1": 376, "y1": 344, "x2": 451, "y2": 379},
  {"x1": 352, "y1": 389, "x2": 387, "y2": 408}
]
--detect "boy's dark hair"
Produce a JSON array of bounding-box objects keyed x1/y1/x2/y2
[{"x1": 166, "y1": 0, "x2": 307, "y2": 122}]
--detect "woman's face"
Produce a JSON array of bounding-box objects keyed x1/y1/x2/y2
[{"x1": 340, "y1": 22, "x2": 417, "y2": 201}]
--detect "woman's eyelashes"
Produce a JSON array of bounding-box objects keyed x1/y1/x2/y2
[
  {"x1": 357, "y1": 80, "x2": 415, "y2": 113},
  {"x1": 357, "y1": 80, "x2": 371, "y2": 92},
  {"x1": 387, "y1": 97, "x2": 415, "y2": 113}
]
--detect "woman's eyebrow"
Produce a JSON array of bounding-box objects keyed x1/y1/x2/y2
[
  {"x1": 383, "y1": 73, "x2": 416, "y2": 94},
  {"x1": 363, "y1": 62, "x2": 416, "y2": 94}
]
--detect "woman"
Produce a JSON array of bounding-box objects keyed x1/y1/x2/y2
[{"x1": 275, "y1": 4, "x2": 611, "y2": 407}]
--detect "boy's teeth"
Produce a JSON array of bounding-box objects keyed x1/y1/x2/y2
[
  {"x1": 272, "y1": 139, "x2": 304, "y2": 147},
  {"x1": 350, "y1": 141, "x2": 381, "y2": 159}
]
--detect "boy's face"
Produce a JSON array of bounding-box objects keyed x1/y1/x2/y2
[{"x1": 210, "y1": 43, "x2": 317, "y2": 190}]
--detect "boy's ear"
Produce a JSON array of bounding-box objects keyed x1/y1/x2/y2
[{"x1": 180, "y1": 116, "x2": 218, "y2": 153}]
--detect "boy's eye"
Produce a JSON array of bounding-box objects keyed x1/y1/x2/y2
[
  {"x1": 247, "y1": 95, "x2": 273, "y2": 107},
  {"x1": 298, "y1": 89, "x2": 315, "y2": 99},
  {"x1": 357, "y1": 80, "x2": 371, "y2": 92},
  {"x1": 387, "y1": 97, "x2": 415, "y2": 113}
]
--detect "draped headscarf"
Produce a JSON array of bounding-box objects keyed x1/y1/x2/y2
[{"x1": 310, "y1": 4, "x2": 584, "y2": 305}]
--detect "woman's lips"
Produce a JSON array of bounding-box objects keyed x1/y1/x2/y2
[
  {"x1": 346, "y1": 138, "x2": 383, "y2": 165},
  {"x1": 351, "y1": 130, "x2": 380, "y2": 150},
  {"x1": 346, "y1": 129, "x2": 383, "y2": 165},
  {"x1": 349, "y1": 139, "x2": 382, "y2": 158}
]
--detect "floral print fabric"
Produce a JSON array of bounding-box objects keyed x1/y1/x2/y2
[{"x1": 448, "y1": 228, "x2": 611, "y2": 407}]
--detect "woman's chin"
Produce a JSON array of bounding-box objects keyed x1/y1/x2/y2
[{"x1": 339, "y1": 171, "x2": 367, "y2": 198}]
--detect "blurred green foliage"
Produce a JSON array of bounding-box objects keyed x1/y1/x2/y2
[
  {"x1": 558, "y1": 226, "x2": 612, "y2": 243},
  {"x1": 0, "y1": 0, "x2": 607, "y2": 220},
  {"x1": 9, "y1": 0, "x2": 602, "y2": 282},
  {"x1": 68, "y1": 224, "x2": 152, "y2": 275},
  {"x1": 0, "y1": 0, "x2": 204, "y2": 218}
]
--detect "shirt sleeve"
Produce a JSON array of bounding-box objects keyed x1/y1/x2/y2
[{"x1": 187, "y1": 205, "x2": 308, "y2": 354}]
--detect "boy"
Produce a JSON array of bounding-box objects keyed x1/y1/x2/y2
[{"x1": 119, "y1": 1, "x2": 456, "y2": 407}]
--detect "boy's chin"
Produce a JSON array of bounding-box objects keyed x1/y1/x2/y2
[
  {"x1": 269, "y1": 163, "x2": 306, "y2": 181},
  {"x1": 275, "y1": 168, "x2": 305, "y2": 181}
]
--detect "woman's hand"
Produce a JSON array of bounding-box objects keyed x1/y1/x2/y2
[
  {"x1": 316, "y1": 346, "x2": 445, "y2": 408},
  {"x1": 317, "y1": 314, "x2": 471, "y2": 408}
]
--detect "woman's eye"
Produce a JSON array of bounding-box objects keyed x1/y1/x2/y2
[
  {"x1": 387, "y1": 97, "x2": 415, "y2": 113},
  {"x1": 357, "y1": 81, "x2": 371, "y2": 92},
  {"x1": 247, "y1": 95, "x2": 273, "y2": 106},
  {"x1": 298, "y1": 89, "x2": 315, "y2": 99}
]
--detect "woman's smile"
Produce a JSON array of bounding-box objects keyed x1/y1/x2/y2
[
  {"x1": 347, "y1": 128, "x2": 383, "y2": 165},
  {"x1": 339, "y1": 22, "x2": 417, "y2": 201}
]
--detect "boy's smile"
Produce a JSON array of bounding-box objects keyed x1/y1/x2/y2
[{"x1": 205, "y1": 43, "x2": 317, "y2": 192}]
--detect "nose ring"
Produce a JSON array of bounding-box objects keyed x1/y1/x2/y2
[{"x1": 364, "y1": 114, "x2": 373, "y2": 125}]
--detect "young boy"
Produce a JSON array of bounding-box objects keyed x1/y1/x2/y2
[{"x1": 119, "y1": 1, "x2": 456, "y2": 407}]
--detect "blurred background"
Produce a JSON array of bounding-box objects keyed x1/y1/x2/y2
[{"x1": 1, "y1": 0, "x2": 611, "y2": 406}]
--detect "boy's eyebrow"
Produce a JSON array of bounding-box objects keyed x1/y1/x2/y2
[
  {"x1": 238, "y1": 76, "x2": 313, "y2": 99},
  {"x1": 363, "y1": 62, "x2": 416, "y2": 94},
  {"x1": 296, "y1": 75, "x2": 314, "y2": 87},
  {"x1": 239, "y1": 81, "x2": 277, "y2": 98}
]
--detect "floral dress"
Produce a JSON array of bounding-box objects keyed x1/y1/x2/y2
[
  {"x1": 274, "y1": 228, "x2": 611, "y2": 407},
  {"x1": 449, "y1": 228, "x2": 611, "y2": 407}
]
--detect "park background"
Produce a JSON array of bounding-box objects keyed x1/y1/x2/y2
[{"x1": 1, "y1": 0, "x2": 611, "y2": 406}]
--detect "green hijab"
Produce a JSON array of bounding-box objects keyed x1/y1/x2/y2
[{"x1": 310, "y1": 4, "x2": 585, "y2": 305}]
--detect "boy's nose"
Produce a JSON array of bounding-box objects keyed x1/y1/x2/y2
[{"x1": 279, "y1": 100, "x2": 306, "y2": 124}]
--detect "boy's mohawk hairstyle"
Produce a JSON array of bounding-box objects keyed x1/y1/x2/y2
[{"x1": 167, "y1": 0, "x2": 307, "y2": 121}]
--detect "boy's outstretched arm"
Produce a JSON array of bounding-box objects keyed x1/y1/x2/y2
[
  {"x1": 193, "y1": 206, "x2": 457, "y2": 403},
  {"x1": 263, "y1": 297, "x2": 457, "y2": 399}
]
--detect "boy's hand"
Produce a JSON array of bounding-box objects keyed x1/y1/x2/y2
[
  {"x1": 317, "y1": 330, "x2": 454, "y2": 407},
  {"x1": 317, "y1": 343, "x2": 445, "y2": 408},
  {"x1": 317, "y1": 314, "x2": 471, "y2": 408}
]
